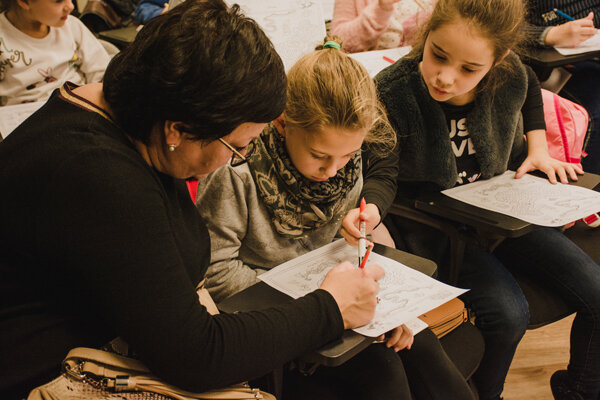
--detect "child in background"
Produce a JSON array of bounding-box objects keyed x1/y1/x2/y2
[
  {"x1": 331, "y1": 0, "x2": 435, "y2": 53},
  {"x1": 525, "y1": 1, "x2": 600, "y2": 175},
  {"x1": 133, "y1": 0, "x2": 167, "y2": 25},
  {"x1": 197, "y1": 38, "x2": 474, "y2": 400},
  {"x1": 0, "y1": 0, "x2": 109, "y2": 106},
  {"x1": 375, "y1": 0, "x2": 600, "y2": 399}
]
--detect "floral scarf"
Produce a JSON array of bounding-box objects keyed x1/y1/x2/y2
[{"x1": 247, "y1": 124, "x2": 361, "y2": 238}]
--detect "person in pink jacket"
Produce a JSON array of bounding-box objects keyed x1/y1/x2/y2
[{"x1": 331, "y1": 0, "x2": 434, "y2": 53}]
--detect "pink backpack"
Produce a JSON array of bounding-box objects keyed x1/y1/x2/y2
[
  {"x1": 542, "y1": 89, "x2": 599, "y2": 227},
  {"x1": 541, "y1": 88, "x2": 589, "y2": 168}
]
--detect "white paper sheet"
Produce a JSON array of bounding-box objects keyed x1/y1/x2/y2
[
  {"x1": 348, "y1": 47, "x2": 412, "y2": 77},
  {"x1": 230, "y1": 0, "x2": 326, "y2": 71},
  {"x1": 318, "y1": 0, "x2": 335, "y2": 21},
  {"x1": 555, "y1": 31, "x2": 600, "y2": 55},
  {"x1": 0, "y1": 101, "x2": 45, "y2": 139},
  {"x1": 259, "y1": 239, "x2": 467, "y2": 337},
  {"x1": 442, "y1": 171, "x2": 600, "y2": 227}
]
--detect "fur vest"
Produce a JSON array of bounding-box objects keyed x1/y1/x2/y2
[{"x1": 375, "y1": 52, "x2": 529, "y2": 190}]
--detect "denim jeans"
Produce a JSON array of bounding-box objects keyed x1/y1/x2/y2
[
  {"x1": 386, "y1": 215, "x2": 600, "y2": 400},
  {"x1": 459, "y1": 227, "x2": 600, "y2": 400},
  {"x1": 561, "y1": 60, "x2": 600, "y2": 175}
]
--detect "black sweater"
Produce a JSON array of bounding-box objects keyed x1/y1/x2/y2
[
  {"x1": 525, "y1": 0, "x2": 600, "y2": 44},
  {"x1": 0, "y1": 86, "x2": 344, "y2": 398}
]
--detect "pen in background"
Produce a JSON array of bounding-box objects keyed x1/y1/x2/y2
[
  {"x1": 358, "y1": 198, "x2": 367, "y2": 267},
  {"x1": 554, "y1": 8, "x2": 576, "y2": 21}
]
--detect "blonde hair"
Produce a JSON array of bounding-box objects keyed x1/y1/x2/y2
[
  {"x1": 284, "y1": 37, "x2": 395, "y2": 156},
  {"x1": 410, "y1": 0, "x2": 526, "y2": 92}
]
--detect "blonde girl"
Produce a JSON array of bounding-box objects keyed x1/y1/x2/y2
[
  {"x1": 197, "y1": 38, "x2": 474, "y2": 400},
  {"x1": 376, "y1": 0, "x2": 600, "y2": 399}
]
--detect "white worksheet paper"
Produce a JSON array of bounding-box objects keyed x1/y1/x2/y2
[
  {"x1": 555, "y1": 31, "x2": 600, "y2": 55},
  {"x1": 0, "y1": 101, "x2": 45, "y2": 139},
  {"x1": 442, "y1": 171, "x2": 600, "y2": 227},
  {"x1": 259, "y1": 239, "x2": 467, "y2": 337},
  {"x1": 349, "y1": 47, "x2": 411, "y2": 77},
  {"x1": 230, "y1": 0, "x2": 326, "y2": 71}
]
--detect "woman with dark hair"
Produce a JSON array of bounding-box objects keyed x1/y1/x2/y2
[{"x1": 0, "y1": 1, "x2": 385, "y2": 398}]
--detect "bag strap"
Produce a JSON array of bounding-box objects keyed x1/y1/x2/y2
[{"x1": 552, "y1": 92, "x2": 572, "y2": 162}]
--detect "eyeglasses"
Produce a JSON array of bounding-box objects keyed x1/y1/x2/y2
[{"x1": 218, "y1": 137, "x2": 256, "y2": 167}]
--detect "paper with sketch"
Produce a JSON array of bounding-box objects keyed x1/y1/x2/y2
[
  {"x1": 318, "y1": 0, "x2": 334, "y2": 21},
  {"x1": 259, "y1": 239, "x2": 467, "y2": 337},
  {"x1": 349, "y1": 47, "x2": 412, "y2": 77},
  {"x1": 0, "y1": 101, "x2": 45, "y2": 139},
  {"x1": 555, "y1": 31, "x2": 600, "y2": 55},
  {"x1": 230, "y1": 0, "x2": 326, "y2": 71},
  {"x1": 442, "y1": 171, "x2": 600, "y2": 227}
]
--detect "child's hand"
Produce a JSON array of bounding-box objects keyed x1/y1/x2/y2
[
  {"x1": 376, "y1": 324, "x2": 414, "y2": 352},
  {"x1": 545, "y1": 12, "x2": 597, "y2": 47},
  {"x1": 378, "y1": 0, "x2": 402, "y2": 11},
  {"x1": 340, "y1": 202, "x2": 380, "y2": 246},
  {"x1": 515, "y1": 153, "x2": 583, "y2": 184}
]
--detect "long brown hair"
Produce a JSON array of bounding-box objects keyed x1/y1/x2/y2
[{"x1": 409, "y1": 0, "x2": 526, "y2": 92}]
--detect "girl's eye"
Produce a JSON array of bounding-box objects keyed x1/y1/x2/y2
[
  {"x1": 433, "y1": 52, "x2": 446, "y2": 61},
  {"x1": 311, "y1": 153, "x2": 327, "y2": 160},
  {"x1": 462, "y1": 67, "x2": 476, "y2": 73}
]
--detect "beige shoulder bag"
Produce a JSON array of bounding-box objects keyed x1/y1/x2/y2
[{"x1": 27, "y1": 281, "x2": 275, "y2": 400}]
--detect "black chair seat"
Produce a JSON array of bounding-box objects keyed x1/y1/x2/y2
[{"x1": 440, "y1": 322, "x2": 485, "y2": 380}]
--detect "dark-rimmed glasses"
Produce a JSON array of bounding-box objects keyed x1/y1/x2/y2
[{"x1": 218, "y1": 137, "x2": 256, "y2": 167}]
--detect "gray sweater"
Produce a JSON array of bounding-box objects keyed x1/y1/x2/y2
[{"x1": 196, "y1": 163, "x2": 362, "y2": 302}]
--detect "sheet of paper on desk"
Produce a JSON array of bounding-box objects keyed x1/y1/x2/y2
[
  {"x1": 555, "y1": 31, "x2": 600, "y2": 55},
  {"x1": 442, "y1": 171, "x2": 600, "y2": 226},
  {"x1": 259, "y1": 239, "x2": 467, "y2": 337},
  {"x1": 229, "y1": 0, "x2": 326, "y2": 71},
  {"x1": 349, "y1": 47, "x2": 411, "y2": 78},
  {"x1": 0, "y1": 101, "x2": 45, "y2": 139}
]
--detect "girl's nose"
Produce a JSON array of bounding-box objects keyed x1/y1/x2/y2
[{"x1": 436, "y1": 68, "x2": 453, "y2": 88}]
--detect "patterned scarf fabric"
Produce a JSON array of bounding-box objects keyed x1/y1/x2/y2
[{"x1": 247, "y1": 124, "x2": 361, "y2": 238}]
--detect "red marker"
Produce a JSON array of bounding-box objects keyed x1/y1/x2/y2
[
  {"x1": 358, "y1": 198, "x2": 367, "y2": 267},
  {"x1": 359, "y1": 244, "x2": 373, "y2": 269}
]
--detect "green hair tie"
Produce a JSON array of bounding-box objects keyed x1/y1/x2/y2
[{"x1": 323, "y1": 41, "x2": 341, "y2": 50}]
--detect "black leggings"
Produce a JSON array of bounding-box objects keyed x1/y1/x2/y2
[{"x1": 282, "y1": 329, "x2": 474, "y2": 400}]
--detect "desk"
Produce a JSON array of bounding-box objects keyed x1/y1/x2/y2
[
  {"x1": 521, "y1": 46, "x2": 600, "y2": 83},
  {"x1": 98, "y1": 26, "x2": 138, "y2": 48},
  {"x1": 413, "y1": 172, "x2": 600, "y2": 238},
  {"x1": 217, "y1": 244, "x2": 437, "y2": 367},
  {"x1": 389, "y1": 172, "x2": 600, "y2": 284}
]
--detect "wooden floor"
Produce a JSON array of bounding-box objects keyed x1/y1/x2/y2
[{"x1": 502, "y1": 315, "x2": 574, "y2": 400}]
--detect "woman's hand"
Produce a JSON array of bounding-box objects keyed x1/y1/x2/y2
[
  {"x1": 377, "y1": 324, "x2": 414, "y2": 352},
  {"x1": 320, "y1": 261, "x2": 385, "y2": 329},
  {"x1": 340, "y1": 202, "x2": 380, "y2": 246},
  {"x1": 545, "y1": 12, "x2": 597, "y2": 47},
  {"x1": 516, "y1": 152, "x2": 583, "y2": 184}
]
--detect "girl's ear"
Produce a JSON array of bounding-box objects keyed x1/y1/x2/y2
[
  {"x1": 272, "y1": 113, "x2": 286, "y2": 137},
  {"x1": 163, "y1": 120, "x2": 185, "y2": 149},
  {"x1": 16, "y1": 0, "x2": 31, "y2": 11}
]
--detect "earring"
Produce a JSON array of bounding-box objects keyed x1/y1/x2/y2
[{"x1": 168, "y1": 144, "x2": 176, "y2": 152}]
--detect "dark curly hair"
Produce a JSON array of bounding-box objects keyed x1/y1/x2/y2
[{"x1": 103, "y1": 0, "x2": 287, "y2": 143}]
